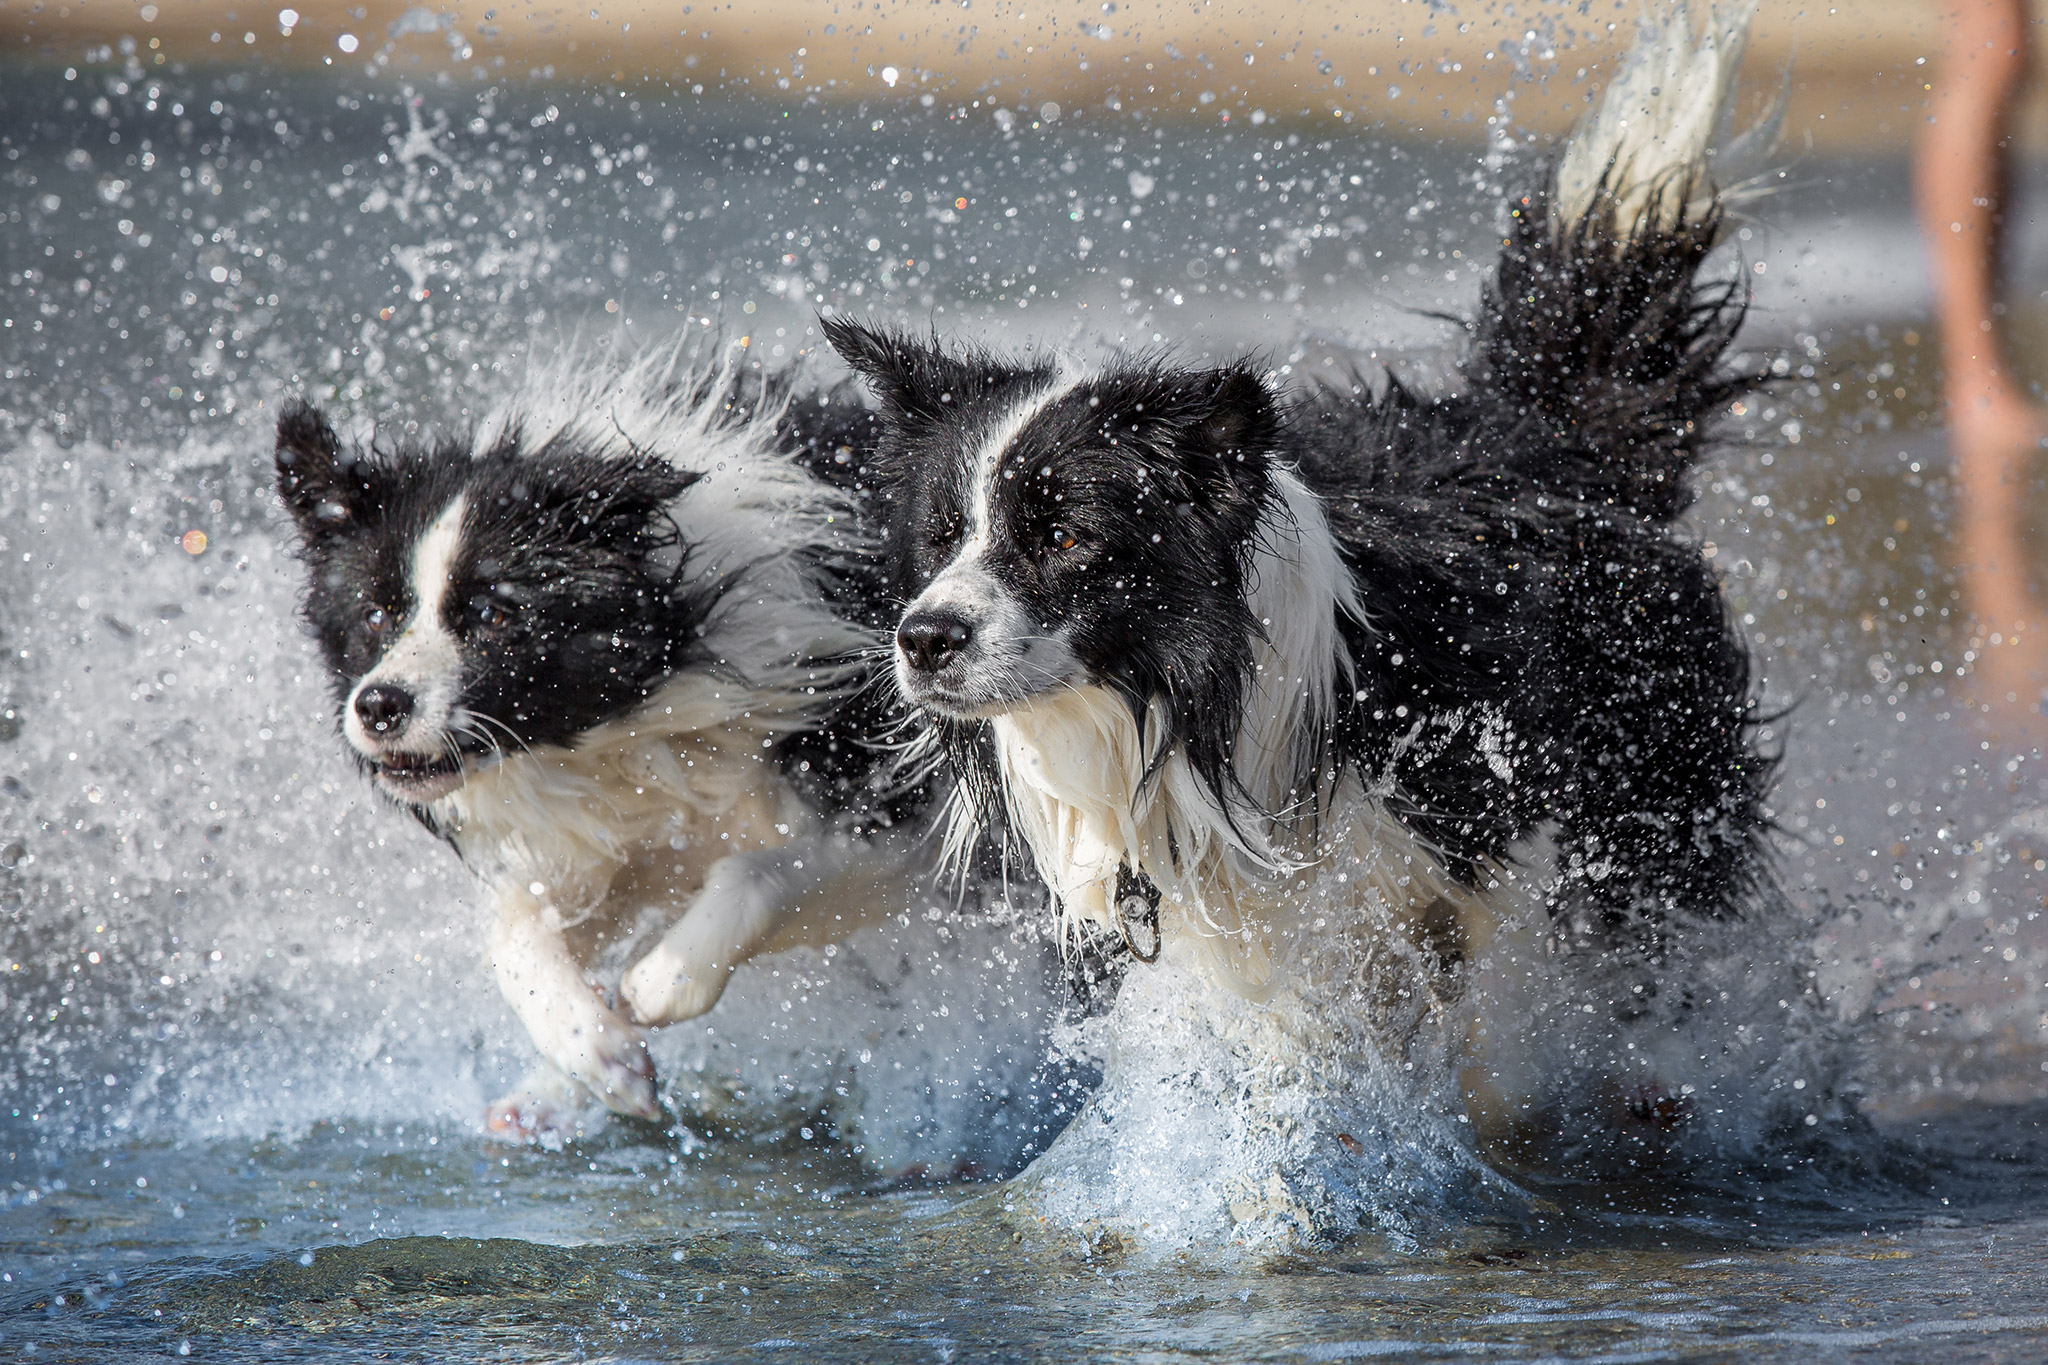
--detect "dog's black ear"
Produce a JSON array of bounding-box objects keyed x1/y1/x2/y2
[
  {"x1": 820, "y1": 315, "x2": 972, "y2": 427},
  {"x1": 525, "y1": 453, "x2": 700, "y2": 550},
  {"x1": 582, "y1": 455, "x2": 699, "y2": 545},
  {"x1": 274, "y1": 401, "x2": 366, "y2": 536},
  {"x1": 821, "y1": 315, "x2": 903, "y2": 383},
  {"x1": 1157, "y1": 365, "x2": 1278, "y2": 546},
  {"x1": 1188, "y1": 365, "x2": 1281, "y2": 467}
]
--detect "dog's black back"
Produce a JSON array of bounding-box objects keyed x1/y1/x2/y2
[{"x1": 1297, "y1": 179, "x2": 1769, "y2": 941}]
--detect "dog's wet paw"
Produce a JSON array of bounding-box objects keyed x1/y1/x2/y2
[
  {"x1": 484, "y1": 1066, "x2": 596, "y2": 1146},
  {"x1": 621, "y1": 941, "x2": 732, "y2": 1026},
  {"x1": 578, "y1": 1022, "x2": 662, "y2": 1121},
  {"x1": 527, "y1": 1007, "x2": 663, "y2": 1121}
]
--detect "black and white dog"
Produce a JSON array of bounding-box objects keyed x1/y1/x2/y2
[
  {"x1": 274, "y1": 349, "x2": 910, "y2": 1138},
  {"x1": 827, "y1": 5, "x2": 1774, "y2": 1109}
]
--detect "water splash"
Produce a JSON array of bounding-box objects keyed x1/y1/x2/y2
[{"x1": 1013, "y1": 824, "x2": 1869, "y2": 1252}]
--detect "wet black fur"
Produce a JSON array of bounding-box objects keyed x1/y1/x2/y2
[
  {"x1": 1298, "y1": 174, "x2": 1770, "y2": 937},
  {"x1": 828, "y1": 168, "x2": 1775, "y2": 943},
  {"x1": 767, "y1": 386, "x2": 954, "y2": 835}
]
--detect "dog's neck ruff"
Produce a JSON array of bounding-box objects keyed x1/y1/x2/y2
[
  {"x1": 421, "y1": 347, "x2": 870, "y2": 916},
  {"x1": 955, "y1": 469, "x2": 1394, "y2": 982}
]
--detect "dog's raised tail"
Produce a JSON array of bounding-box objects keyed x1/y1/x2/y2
[
  {"x1": 1473, "y1": 2, "x2": 1772, "y2": 522},
  {"x1": 1554, "y1": 1, "x2": 1768, "y2": 245}
]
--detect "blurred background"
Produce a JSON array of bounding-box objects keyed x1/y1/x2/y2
[{"x1": 0, "y1": 0, "x2": 1980, "y2": 149}]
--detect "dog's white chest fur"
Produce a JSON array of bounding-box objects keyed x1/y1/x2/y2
[
  {"x1": 966, "y1": 470, "x2": 1486, "y2": 984},
  {"x1": 433, "y1": 675, "x2": 812, "y2": 923}
]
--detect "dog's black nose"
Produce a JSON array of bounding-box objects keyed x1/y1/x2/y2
[
  {"x1": 354, "y1": 684, "x2": 415, "y2": 733},
  {"x1": 897, "y1": 609, "x2": 974, "y2": 674}
]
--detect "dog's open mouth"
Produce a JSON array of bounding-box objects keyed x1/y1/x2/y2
[
  {"x1": 371, "y1": 750, "x2": 467, "y2": 800},
  {"x1": 898, "y1": 670, "x2": 1063, "y2": 722},
  {"x1": 897, "y1": 677, "x2": 982, "y2": 718}
]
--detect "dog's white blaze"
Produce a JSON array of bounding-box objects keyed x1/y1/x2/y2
[
  {"x1": 407, "y1": 493, "x2": 468, "y2": 641},
  {"x1": 964, "y1": 371, "x2": 1082, "y2": 541},
  {"x1": 344, "y1": 492, "x2": 468, "y2": 756},
  {"x1": 897, "y1": 370, "x2": 1087, "y2": 709}
]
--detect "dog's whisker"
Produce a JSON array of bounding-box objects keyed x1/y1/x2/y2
[{"x1": 467, "y1": 710, "x2": 533, "y2": 759}]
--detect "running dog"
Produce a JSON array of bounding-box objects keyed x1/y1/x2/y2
[
  {"x1": 826, "y1": 3, "x2": 1775, "y2": 1127},
  {"x1": 274, "y1": 350, "x2": 912, "y2": 1138}
]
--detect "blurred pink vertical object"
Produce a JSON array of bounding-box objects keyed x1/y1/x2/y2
[{"x1": 1917, "y1": 0, "x2": 2048, "y2": 724}]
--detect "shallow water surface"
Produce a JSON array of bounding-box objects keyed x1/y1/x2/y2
[
  {"x1": 9, "y1": 1109, "x2": 2048, "y2": 1361},
  {"x1": 7, "y1": 51, "x2": 2048, "y2": 1364}
]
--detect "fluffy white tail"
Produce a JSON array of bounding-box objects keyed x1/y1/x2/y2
[{"x1": 1553, "y1": 1, "x2": 1776, "y2": 240}]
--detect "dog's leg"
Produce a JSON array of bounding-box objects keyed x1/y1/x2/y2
[
  {"x1": 486, "y1": 888, "x2": 662, "y2": 1120},
  {"x1": 621, "y1": 838, "x2": 860, "y2": 1026}
]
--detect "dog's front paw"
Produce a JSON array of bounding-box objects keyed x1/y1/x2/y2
[
  {"x1": 621, "y1": 939, "x2": 734, "y2": 1026},
  {"x1": 529, "y1": 1009, "x2": 662, "y2": 1121},
  {"x1": 485, "y1": 1067, "x2": 594, "y2": 1147}
]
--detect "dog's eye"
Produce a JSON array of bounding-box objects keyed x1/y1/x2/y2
[
  {"x1": 364, "y1": 605, "x2": 392, "y2": 635},
  {"x1": 1048, "y1": 524, "x2": 1079, "y2": 552},
  {"x1": 472, "y1": 599, "x2": 516, "y2": 633}
]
